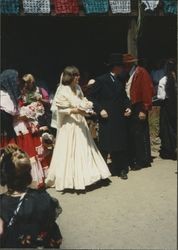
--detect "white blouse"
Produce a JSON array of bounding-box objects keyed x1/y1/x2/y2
[
  {"x1": 157, "y1": 76, "x2": 167, "y2": 100},
  {"x1": 0, "y1": 90, "x2": 18, "y2": 115}
]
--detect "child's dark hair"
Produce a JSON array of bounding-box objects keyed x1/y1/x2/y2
[{"x1": 0, "y1": 144, "x2": 32, "y2": 193}]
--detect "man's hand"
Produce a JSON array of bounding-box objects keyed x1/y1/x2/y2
[
  {"x1": 100, "y1": 109, "x2": 108, "y2": 118},
  {"x1": 124, "y1": 108, "x2": 131, "y2": 117},
  {"x1": 138, "y1": 111, "x2": 146, "y2": 120}
]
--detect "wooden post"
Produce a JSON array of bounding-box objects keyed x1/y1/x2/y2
[{"x1": 127, "y1": 17, "x2": 138, "y2": 57}]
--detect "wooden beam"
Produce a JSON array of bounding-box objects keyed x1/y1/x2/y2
[{"x1": 127, "y1": 17, "x2": 138, "y2": 57}]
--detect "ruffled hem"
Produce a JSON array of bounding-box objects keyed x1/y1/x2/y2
[{"x1": 45, "y1": 172, "x2": 110, "y2": 191}]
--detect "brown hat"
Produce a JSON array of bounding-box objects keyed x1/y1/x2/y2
[{"x1": 123, "y1": 54, "x2": 138, "y2": 63}]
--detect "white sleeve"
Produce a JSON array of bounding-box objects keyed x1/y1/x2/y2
[
  {"x1": 0, "y1": 90, "x2": 17, "y2": 115},
  {"x1": 55, "y1": 92, "x2": 74, "y2": 115},
  {"x1": 157, "y1": 76, "x2": 167, "y2": 100}
]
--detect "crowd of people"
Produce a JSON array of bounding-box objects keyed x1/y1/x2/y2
[{"x1": 0, "y1": 53, "x2": 177, "y2": 248}]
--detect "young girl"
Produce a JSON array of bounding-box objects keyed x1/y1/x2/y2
[
  {"x1": 21, "y1": 74, "x2": 51, "y2": 130},
  {"x1": 20, "y1": 74, "x2": 53, "y2": 173},
  {"x1": 0, "y1": 144, "x2": 62, "y2": 248}
]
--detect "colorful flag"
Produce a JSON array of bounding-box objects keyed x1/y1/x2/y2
[
  {"x1": 53, "y1": 0, "x2": 79, "y2": 14},
  {"x1": 82, "y1": 0, "x2": 109, "y2": 14},
  {"x1": 109, "y1": 0, "x2": 131, "y2": 14},
  {"x1": 162, "y1": 0, "x2": 177, "y2": 15},
  {"x1": 0, "y1": 0, "x2": 20, "y2": 14},
  {"x1": 23, "y1": 0, "x2": 51, "y2": 14}
]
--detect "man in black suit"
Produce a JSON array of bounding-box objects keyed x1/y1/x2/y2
[{"x1": 88, "y1": 53, "x2": 131, "y2": 179}]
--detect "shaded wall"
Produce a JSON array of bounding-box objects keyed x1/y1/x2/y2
[
  {"x1": 1, "y1": 16, "x2": 129, "y2": 90},
  {"x1": 138, "y1": 16, "x2": 176, "y2": 61},
  {"x1": 1, "y1": 16, "x2": 176, "y2": 90}
]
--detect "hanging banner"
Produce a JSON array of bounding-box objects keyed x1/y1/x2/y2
[
  {"x1": 109, "y1": 0, "x2": 131, "y2": 14},
  {"x1": 0, "y1": 0, "x2": 20, "y2": 14},
  {"x1": 141, "y1": 0, "x2": 159, "y2": 11},
  {"x1": 23, "y1": 0, "x2": 51, "y2": 13},
  {"x1": 53, "y1": 0, "x2": 79, "y2": 14},
  {"x1": 82, "y1": 0, "x2": 109, "y2": 14},
  {"x1": 162, "y1": 0, "x2": 177, "y2": 15}
]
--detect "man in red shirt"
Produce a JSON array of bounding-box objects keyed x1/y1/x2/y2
[{"x1": 123, "y1": 54, "x2": 155, "y2": 170}]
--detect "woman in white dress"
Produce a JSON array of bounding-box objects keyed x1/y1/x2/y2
[{"x1": 45, "y1": 66, "x2": 111, "y2": 191}]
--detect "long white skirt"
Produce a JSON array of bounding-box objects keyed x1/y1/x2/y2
[{"x1": 45, "y1": 115, "x2": 111, "y2": 191}]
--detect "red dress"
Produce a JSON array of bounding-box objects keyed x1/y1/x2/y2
[{"x1": 0, "y1": 90, "x2": 44, "y2": 188}]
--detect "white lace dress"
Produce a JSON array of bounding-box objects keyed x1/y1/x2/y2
[{"x1": 45, "y1": 84, "x2": 111, "y2": 191}]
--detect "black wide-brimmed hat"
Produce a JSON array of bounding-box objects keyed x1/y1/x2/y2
[{"x1": 107, "y1": 53, "x2": 123, "y2": 66}]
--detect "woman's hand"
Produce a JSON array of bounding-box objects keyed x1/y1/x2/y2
[
  {"x1": 71, "y1": 108, "x2": 87, "y2": 116},
  {"x1": 15, "y1": 115, "x2": 28, "y2": 121},
  {"x1": 18, "y1": 115, "x2": 28, "y2": 121}
]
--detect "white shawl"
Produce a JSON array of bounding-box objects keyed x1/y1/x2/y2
[{"x1": 50, "y1": 73, "x2": 63, "y2": 129}]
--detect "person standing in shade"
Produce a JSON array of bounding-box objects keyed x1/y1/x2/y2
[
  {"x1": 157, "y1": 59, "x2": 177, "y2": 160},
  {"x1": 88, "y1": 53, "x2": 131, "y2": 179},
  {"x1": 123, "y1": 54, "x2": 155, "y2": 170}
]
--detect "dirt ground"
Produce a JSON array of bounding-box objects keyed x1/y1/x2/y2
[
  {"x1": 0, "y1": 150, "x2": 176, "y2": 249},
  {"x1": 48, "y1": 154, "x2": 177, "y2": 249}
]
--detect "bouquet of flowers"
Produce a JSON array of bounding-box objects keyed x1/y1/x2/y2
[
  {"x1": 20, "y1": 101, "x2": 45, "y2": 119},
  {"x1": 78, "y1": 97, "x2": 94, "y2": 114},
  {"x1": 20, "y1": 101, "x2": 45, "y2": 133}
]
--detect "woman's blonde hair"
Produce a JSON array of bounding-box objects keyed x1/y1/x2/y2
[
  {"x1": 22, "y1": 74, "x2": 35, "y2": 84},
  {"x1": 62, "y1": 66, "x2": 80, "y2": 86}
]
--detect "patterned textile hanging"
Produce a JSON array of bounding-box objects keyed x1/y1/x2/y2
[
  {"x1": 141, "y1": 0, "x2": 159, "y2": 11},
  {"x1": 0, "y1": 0, "x2": 20, "y2": 14},
  {"x1": 109, "y1": 0, "x2": 131, "y2": 14},
  {"x1": 53, "y1": 0, "x2": 79, "y2": 14},
  {"x1": 82, "y1": 0, "x2": 109, "y2": 14},
  {"x1": 23, "y1": 0, "x2": 51, "y2": 14},
  {"x1": 162, "y1": 0, "x2": 177, "y2": 15}
]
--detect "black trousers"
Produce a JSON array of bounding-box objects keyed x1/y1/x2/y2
[
  {"x1": 127, "y1": 105, "x2": 152, "y2": 167},
  {"x1": 101, "y1": 149, "x2": 129, "y2": 175},
  {"x1": 159, "y1": 101, "x2": 177, "y2": 158}
]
